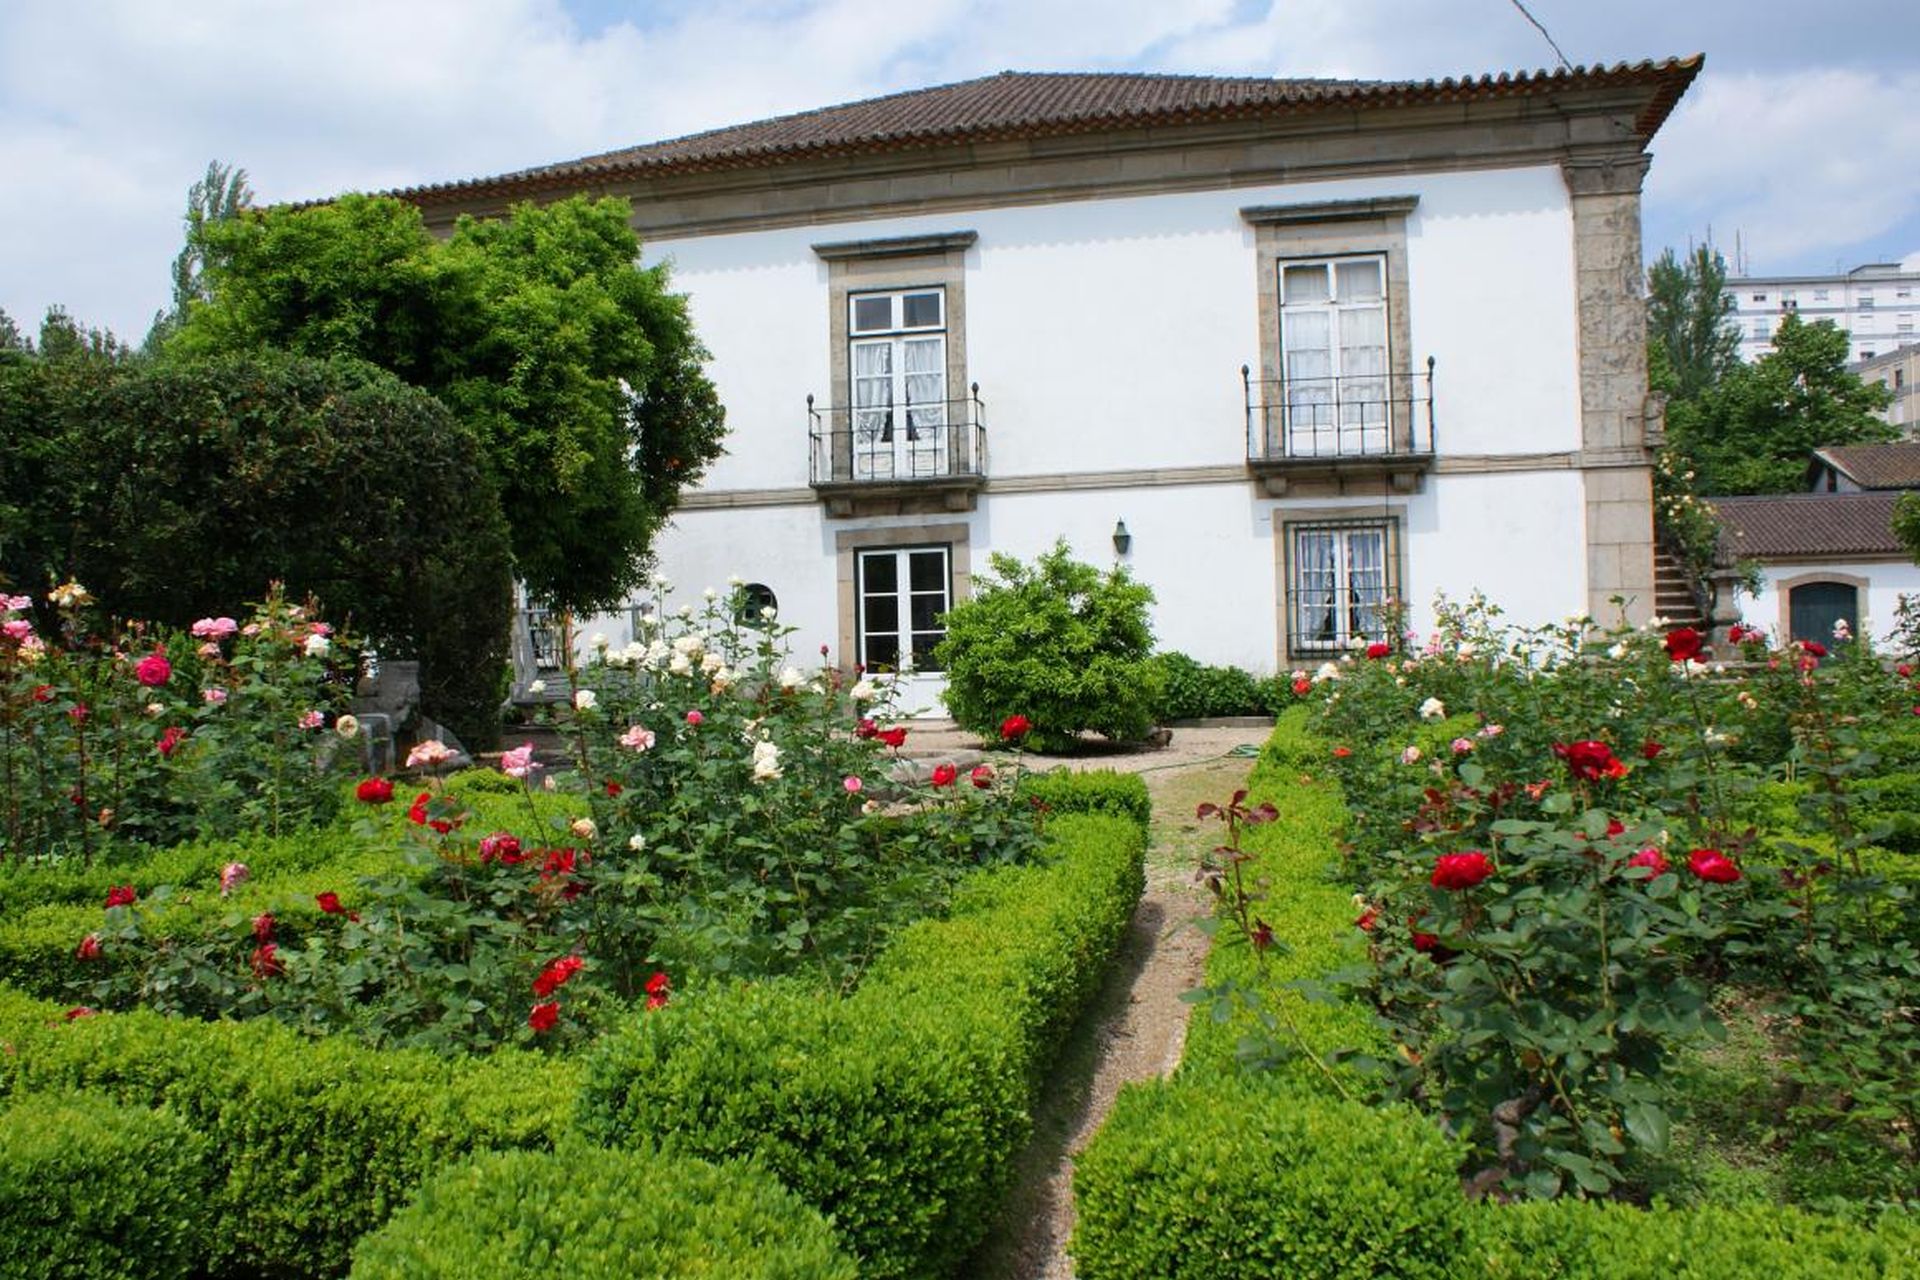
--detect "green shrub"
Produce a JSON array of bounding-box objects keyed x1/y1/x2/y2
[
  {"x1": 0, "y1": 995, "x2": 579, "y2": 1279},
  {"x1": 348, "y1": 1146, "x2": 857, "y2": 1280},
  {"x1": 579, "y1": 812, "x2": 1145, "y2": 1279},
  {"x1": 1073, "y1": 1077, "x2": 1473, "y2": 1280},
  {"x1": 0, "y1": 1092, "x2": 213, "y2": 1280},
  {"x1": 1016, "y1": 768, "x2": 1152, "y2": 833},
  {"x1": 1153, "y1": 652, "x2": 1265, "y2": 720},
  {"x1": 936, "y1": 540, "x2": 1163, "y2": 751},
  {"x1": 1474, "y1": 1199, "x2": 1920, "y2": 1278}
]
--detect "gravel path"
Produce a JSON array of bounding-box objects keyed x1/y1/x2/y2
[{"x1": 963, "y1": 726, "x2": 1271, "y2": 1280}]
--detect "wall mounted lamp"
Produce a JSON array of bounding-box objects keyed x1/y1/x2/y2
[{"x1": 1112, "y1": 519, "x2": 1132, "y2": 556}]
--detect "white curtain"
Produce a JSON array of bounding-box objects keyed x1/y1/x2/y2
[
  {"x1": 1345, "y1": 530, "x2": 1386, "y2": 642},
  {"x1": 852, "y1": 341, "x2": 893, "y2": 478},
  {"x1": 902, "y1": 337, "x2": 946, "y2": 467},
  {"x1": 1295, "y1": 531, "x2": 1338, "y2": 645}
]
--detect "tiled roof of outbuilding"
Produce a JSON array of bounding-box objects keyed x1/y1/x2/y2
[
  {"x1": 389, "y1": 58, "x2": 1702, "y2": 206},
  {"x1": 1713, "y1": 491, "x2": 1906, "y2": 560},
  {"x1": 1808, "y1": 442, "x2": 1920, "y2": 491}
]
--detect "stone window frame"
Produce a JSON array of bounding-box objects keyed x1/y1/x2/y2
[
  {"x1": 1272, "y1": 505, "x2": 1406, "y2": 664},
  {"x1": 813, "y1": 232, "x2": 975, "y2": 482},
  {"x1": 1242, "y1": 196, "x2": 1419, "y2": 454},
  {"x1": 832, "y1": 520, "x2": 972, "y2": 672}
]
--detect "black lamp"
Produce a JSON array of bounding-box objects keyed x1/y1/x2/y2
[{"x1": 1112, "y1": 519, "x2": 1131, "y2": 556}]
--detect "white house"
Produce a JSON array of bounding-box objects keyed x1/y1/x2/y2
[
  {"x1": 1726, "y1": 262, "x2": 1920, "y2": 367},
  {"x1": 400, "y1": 60, "x2": 1700, "y2": 708}
]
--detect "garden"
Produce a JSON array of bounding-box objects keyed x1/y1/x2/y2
[
  {"x1": 0, "y1": 579, "x2": 1154, "y2": 1278},
  {"x1": 1075, "y1": 598, "x2": 1918, "y2": 1277}
]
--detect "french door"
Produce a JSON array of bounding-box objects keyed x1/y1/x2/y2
[
  {"x1": 1278, "y1": 256, "x2": 1389, "y2": 456},
  {"x1": 850, "y1": 289, "x2": 947, "y2": 480}
]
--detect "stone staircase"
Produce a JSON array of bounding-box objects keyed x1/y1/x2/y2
[{"x1": 1653, "y1": 549, "x2": 1708, "y2": 632}]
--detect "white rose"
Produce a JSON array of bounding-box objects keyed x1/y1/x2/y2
[
  {"x1": 574, "y1": 689, "x2": 598, "y2": 711},
  {"x1": 778, "y1": 667, "x2": 803, "y2": 690},
  {"x1": 590, "y1": 632, "x2": 608, "y2": 650},
  {"x1": 628, "y1": 831, "x2": 646, "y2": 852},
  {"x1": 303, "y1": 633, "x2": 331, "y2": 657},
  {"x1": 570, "y1": 817, "x2": 597, "y2": 839},
  {"x1": 671, "y1": 635, "x2": 702, "y2": 657},
  {"x1": 527, "y1": 679, "x2": 546, "y2": 695},
  {"x1": 668, "y1": 652, "x2": 692, "y2": 676},
  {"x1": 850, "y1": 680, "x2": 877, "y2": 702},
  {"x1": 700, "y1": 651, "x2": 724, "y2": 674},
  {"x1": 703, "y1": 587, "x2": 718, "y2": 601},
  {"x1": 1419, "y1": 697, "x2": 1446, "y2": 721},
  {"x1": 727, "y1": 573, "x2": 744, "y2": 587}
]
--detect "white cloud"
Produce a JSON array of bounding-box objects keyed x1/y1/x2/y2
[{"x1": 1646, "y1": 69, "x2": 1920, "y2": 272}]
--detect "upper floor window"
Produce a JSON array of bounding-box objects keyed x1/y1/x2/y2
[
  {"x1": 1859, "y1": 292, "x2": 1876, "y2": 310},
  {"x1": 848, "y1": 287, "x2": 948, "y2": 481},
  {"x1": 1278, "y1": 255, "x2": 1389, "y2": 455},
  {"x1": 1814, "y1": 289, "x2": 1831, "y2": 301},
  {"x1": 1752, "y1": 292, "x2": 1768, "y2": 302}
]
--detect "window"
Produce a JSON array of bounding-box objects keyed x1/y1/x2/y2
[
  {"x1": 524, "y1": 607, "x2": 565, "y2": 672},
  {"x1": 1899, "y1": 314, "x2": 1914, "y2": 334},
  {"x1": 1782, "y1": 291, "x2": 1797, "y2": 310},
  {"x1": 1859, "y1": 292, "x2": 1876, "y2": 310},
  {"x1": 1284, "y1": 519, "x2": 1397, "y2": 655},
  {"x1": 1899, "y1": 287, "x2": 1913, "y2": 299},
  {"x1": 1277, "y1": 255, "x2": 1390, "y2": 455},
  {"x1": 1894, "y1": 368, "x2": 1905, "y2": 390},
  {"x1": 856, "y1": 546, "x2": 950, "y2": 674},
  {"x1": 1814, "y1": 289, "x2": 1830, "y2": 301},
  {"x1": 734, "y1": 583, "x2": 778, "y2": 626},
  {"x1": 1752, "y1": 292, "x2": 1767, "y2": 302},
  {"x1": 1752, "y1": 320, "x2": 1769, "y2": 339},
  {"x1": 847, "y1": 288, "x2": 948, "y2": 481}
]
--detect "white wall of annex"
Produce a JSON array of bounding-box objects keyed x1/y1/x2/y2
[
  {"x1": 643, "y1": 162, "x2": 1583, "y2": 491},
  {"x1": 1746, "y1": 560, "x2": 1920, "y2": 647}
]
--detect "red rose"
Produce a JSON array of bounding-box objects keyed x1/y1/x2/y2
[
  {"x1": 532, "y1": 955, "x2": 585, "y2": 998},
  {"x1": 479, "y1": 831, "x2": 522, "y2": 863},
  {"x1": 539, "y1": 848, "x2": 582, "y2": 883},
  {"x1": 970, "y1": 764, "x2": 994, "y2": 789},
  {"x1": 930, "y1": 763, "x2": 958, "y2": 788},
  {"x1": 879, "y1": 726, "x2": 908, "y2": 749},
  {"x1": 1663, "y1": 627, "x2": 1703, "y2": 663},
  {"x1": 64, "y1": 1007, "x2": 96, "y2": 1021},
  {"x1": 999, "y1": 714, "x2": 1032, "y2": 741},
  {"x1": 1798, "y1": 639, "x2": 1828, "y2": 658},
  {"x1": 76, "y1": 934, "x2": 102, "y2": 961},
  {"x1": 1430, "y1": 851, "x2": 1494, "y2": 891},
  {"x1": 1354, "y1": 906, "x2": 1379, "y2": 932},
  {"x1": 134, "y1": 652, "x2": 172, "y2": 687},
  {"x1": 1640, "y1": 741, "x2": 1663, "y2": 760},
  {"x1": 1411, "y1": 928, "x2": 1440, "y2": 954},
  {"x1": 31, "y1": 684, "x2": 54, "y2": 703},
  {"x1": 250, "y1": 942, "x2": 283, "y2": 979},
  {"x1": 253, "y1": 913, "x2": 275, "y2": 943},
  {"x1": 645, "y1": 969, "x2": 671, "y2": 1010},
  {"x1": 1627, "y1": 847, "x2": 1670, "y2": 877},
  {"x1": 1900, "y1": 664, "x2": 1914, "y2": 678},
  {"x1": 1688, "y1": 848, "x2": 1742, "y2": 884},
  {"x1": 104, "y1": 885, "x2": 136, "y2": 909},
  {"x1": 604, "y1": 780, "x2": 623, "y2": 797},
  {"x1": 1365, "y1": 642, "x2": 1391, "y2": 659},
  {"x1": 407, "y1": 791, "x2": 454, "y2": 834},
  {"x1": 1291, "y1": 677, "x2": 1311, "y2": 696},
  {"x1": 356, "y1": 777, "x2": 394, "y2": 804},
  {"x1": 315, "y1": 892, "x2": 347, "y2": 916},
  {"x1": 1553, "y1": 740, "x2": 1627, "y2": 782},
  {"x1": 527, "y1": 1001, "x2": 560, "y2": 1033},
  {"x1": 1332, "y1": 745, "x2": 1352, "y2": 758},
  {"x1": 157, "y1": 726, "x2": 186, "y2": 758},
  {"x1": 1605, "y1": 818, "x2": 1626, "y2": 839},
  {"x1": 855, "y1": 718, "x2": 879, "y2": 740}
]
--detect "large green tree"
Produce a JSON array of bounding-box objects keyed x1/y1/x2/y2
[
  {"x1": 1647, "y1": 244, "x2": 1739, "y2": 401},
  {"x1": 1665, "y1": 312, "x2": 1894, "y2": 494},
  {"x1": 171, "y1": 193, "x2": 725, "y2": 612}
]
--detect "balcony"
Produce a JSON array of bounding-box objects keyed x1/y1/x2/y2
[
  {"x1": 1243, "y1": 359, "x2": 1436, "y2": 496},
  {"x1": 808, "y1": 385, "x2": 988, "y2": 517}
]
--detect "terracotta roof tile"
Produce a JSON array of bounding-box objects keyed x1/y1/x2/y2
[
  {"x1": 392, "y1": 59, "x2": 1701, "y2": 206},
  {"x1": 1713, "y1": 492, "x2": 1906, "y2": 560},
  {"x1": 1809, "y1": 443, "x2": 1920, "y2": 491}
]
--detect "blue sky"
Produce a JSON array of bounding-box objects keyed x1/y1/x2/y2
[{"x1": 2, "y1": 0, "x2": 1916, "y2": 343}]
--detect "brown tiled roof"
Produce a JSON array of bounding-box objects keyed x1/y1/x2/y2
[
  {"x1": 394, "y1": 58, "x2": 1701, "y2": 206},
  {"x1": 1713, "y1": 492, "x2": 1906, "y2": 560},
  {"x1": 1808, "y1": 443, "x2": 1920, "y2": 491}
]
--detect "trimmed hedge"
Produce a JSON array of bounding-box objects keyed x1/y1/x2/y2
[
  {"x1": 579, "y1": 808, "x2": 1147, "y2": 1279},
  {"x1": 1072, "y1": 708, "x2": 1920, "y2": 1279},
  {"x1": 1074, "y1": 1077, "x2": 1472, "y2": 1279},
  {"x1": 0, "y1": 1092, "x2": 214, "y2": 1280},
  {"x1": 349, "y1": 1145, "x2": 857, "y2": 1279},
  {"x1": 0, "y1": 991, "x2": 579, "y2": 1278},
  {"x1": 1017, "y1": 767, "x2": 1152, "y2": 833}
]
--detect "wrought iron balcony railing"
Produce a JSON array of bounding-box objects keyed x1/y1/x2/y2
[
  {"x1": 808, "y1": 385, "x2": 987, "y2": 487},
  {"x1": 1243, "y1": 359, "x2": 1436, "y2": 464}
]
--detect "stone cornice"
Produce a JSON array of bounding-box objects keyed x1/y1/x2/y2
[
  {"x1": 1240, "y1": 195, "x2": 1419, "y2": 226},
  {"x1": 812, "y1": 230, "x2": 977, "y2": 260}
]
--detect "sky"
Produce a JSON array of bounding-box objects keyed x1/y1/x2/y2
[{"x1": 3, "y1": 0, "x2": 1918, "y2": 345}]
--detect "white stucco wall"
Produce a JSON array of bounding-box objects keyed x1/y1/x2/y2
[
  {"x1": 568, "y1": 163, "x2": 1603, "y2": 679},
  {"x1": 1741, "y1": 559, "x2": 1920, "y2": 648}
]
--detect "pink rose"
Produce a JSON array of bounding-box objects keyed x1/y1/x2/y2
[
  {"x1": 190, "y1": 617, "x2": 238, "y2": 640},
  {"x1": 843, "y1": 775, "x2": 863, "y2": 793},
  {"x1": 134, "y1": 653, "x2": 172, "y2": 687},
  {"x1": 685, "y1": 710, "x2": 704, "y2": 726},
  {"x1": 500, "y1": 742, "x2": 539, "y2": 779},
  {"x1": 202, "y1": 687, "x2": 228, "y2": 706}
]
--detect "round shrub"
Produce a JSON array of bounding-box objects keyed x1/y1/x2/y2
[
  {"x1": 0, "y1": 1092, "x2": 212, "y2": 1280},
  {"x1": 1154, "y1": 651, "x2": 1265, "y2": 720},
  {"x1": 936, "y1": 540, "x2": 1163, "y2": 751},
  {"x1": 348, "y1": 1145, "x2": 856, "y2": 1280},
  {"x1": 1072, "y1": 1076, "x2": 1473, "y2": 1279}
]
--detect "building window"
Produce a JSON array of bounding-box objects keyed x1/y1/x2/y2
[
  {"x1": 1899, "y1": 314, "x2": 1914, "y2": 334},
  {"x1": 1284, "y1": 519, "x2": 1397, "y2": 656},
  {"x1": 847, "y1": 288, "x2": 948, "y2": 481},
  {"x1": 1814, "y1": 289, "x2": 1830, "y2": 301},
  {"x1": 524, "y1": 606, "x2": 566, "y2": 672},
  {"x1": 1782, "y1": 291, "x2": 1797, "y2": 309},
  {"x1": 1859, "y1": 293, "x2": 1876, "y2": 310},
  {"x1": 1751, "y1": 292, "x2": 1767, "y2": 302},
  {"x1": 1896, "y1": 368, "x2": 1907, "y2": 390},
  {"x1": 1277, "y1": 255, "x2": 1390, "y2": 455},
  {"x1": 1752, "y1": 320, "x2": 1769, "y2": 339},
  {"x1": 734, "y1": 583, "x2": 779, "y2": 626},
  {"x1": 856, "y1": 545, "x2": 950, "y2": 674}
]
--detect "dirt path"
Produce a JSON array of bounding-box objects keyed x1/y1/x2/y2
[{"x1": 966, "y1": 737, "x2": 1267, "y2": 1280}]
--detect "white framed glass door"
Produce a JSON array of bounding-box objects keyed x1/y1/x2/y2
[
  {"x1": 849, "y1": 289, "x2": 947, "y2": 480},
  {"x1": 856, "y1": 545, "x2": 951, "y2": 711},
  {"x1": 1279, "y1": 256, "x2": 1389, "y2": 456}
]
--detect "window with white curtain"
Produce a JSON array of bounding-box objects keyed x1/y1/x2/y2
[
  {"x1": 1278, "y1": 256, "x2": 1389, "y2": 456},
  {"x1": 849, "y1": 288, "x2": 947, "y2": 481},
  {"x1": 1285, "y1": 519, "x2": 1396, "y2": 655}
]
